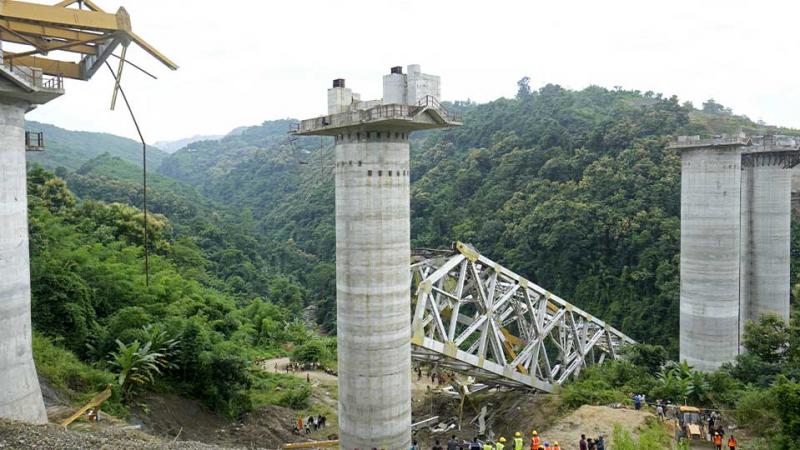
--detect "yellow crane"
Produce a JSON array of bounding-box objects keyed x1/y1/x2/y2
[{"x1": 0, "y1": 0, "x2": 176, "y2": 107}]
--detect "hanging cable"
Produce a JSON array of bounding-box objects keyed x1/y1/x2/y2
[{"x1": 105, "y1": 61, "x2": 150, "y2": 287}]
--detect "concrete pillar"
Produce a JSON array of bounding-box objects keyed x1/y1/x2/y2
[
  {"x1": 680, "y1": 145, "x2": 744, "y2": 372},
  {"x1": 335, "y1": 129, "x2": 411, "y2": 450},
  {"x1": 0, "y1": 99, "x2": 48, "y2": 423},
  {"x1": 742, "y1": 155, "x2": 792, "y2": 325}
]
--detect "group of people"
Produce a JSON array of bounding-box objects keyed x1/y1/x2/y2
[
  {"x1": 712, "y1": 431, "x2": 737, "y2": 450},
  {"x1": 292, "y1": 414, "x2": 327, "y2": 435},
  {"x1": 632, "y1": 393, "x2": 646, "y2": 411},
  {"x1": 415, "y1": 365, "x2": 452, "y2": 386},
  {"x1": 578, "y1": 434, "x2": 605, "y2": 450},
  {"x1": 419, "y1": 430, "x2": 600, "y2": 450}
]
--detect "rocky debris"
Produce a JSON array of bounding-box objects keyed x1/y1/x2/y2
[{"x1": 0, "y1": 418, "x2": 256, "y2": 449}]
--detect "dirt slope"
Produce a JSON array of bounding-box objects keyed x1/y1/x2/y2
[{"x1": 539, "y1": 405, "x2": 654, "y2": 450}]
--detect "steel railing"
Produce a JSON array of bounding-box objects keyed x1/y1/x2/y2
[
  {"x1": 2, "y1": 61, "x2": 64, "y2": 91},
  {"x1": 25, "y1": 131, "x2": 44, "y2": 151}
]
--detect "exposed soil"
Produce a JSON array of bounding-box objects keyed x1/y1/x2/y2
[
  {"x1": 540, "y1": 405, "x2": 653, "y2": 450},
  {"x1": 134, "y1": 393, "x2": 305, "y2": 450},
  {"x1": 259, "y1": 358, "x2": 337, "y2": 384}
]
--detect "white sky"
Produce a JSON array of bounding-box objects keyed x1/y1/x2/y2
[{"x1": 25, "y1": 0, "x2": 800, "y2": 143}]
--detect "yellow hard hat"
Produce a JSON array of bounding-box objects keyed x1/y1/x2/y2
[
  {"x1": 532, "y1": 431, "x2": 538, "y2": 436},
  {"x1": 500, "y1": 438, "x2": 507, "y2": 443},
  {"x1": 554, "y1": 443, "x2": 559, "y2": 446},
  {"x1": 515, "y1": 432, "x2": 521, "y2": 437}
]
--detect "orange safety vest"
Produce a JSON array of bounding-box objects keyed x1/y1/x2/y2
[
  {"x1": 531, "y1": 437, "x2": 540, "y2": 450},
  {"x1": 543, "y1": 445, "x2": 550, "y2": 450},
  {"x1": 713, "y1": 435, "x2": 722, "y2": 446},
  {"x1": 728, "y1": 438, "x2": 737, "y2": 448},
  {"x1": 553, "y1": 446, "x2": 560, "y2": 450}
]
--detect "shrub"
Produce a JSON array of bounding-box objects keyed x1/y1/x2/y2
[
  {"x1": 561, "y1": 379, "x2": 628, "y2": 409},
  {"x1": 291, "y1": 339, "x2": 332, "y2": 366},
  {"x1": 277, "y1": 386, "x2": 311, "y2": 410},
  {"x1": 32, "y1": 333, "x2": 126, "y2": 417}
]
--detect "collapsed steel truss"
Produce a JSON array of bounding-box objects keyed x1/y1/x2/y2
[{"x1": 411, "y1": 242, "x2": 635, "y2": 391}]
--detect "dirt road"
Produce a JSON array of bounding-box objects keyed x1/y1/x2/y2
[{"x1": 260, "y1": 357, "x2": 338, "y2": 384}]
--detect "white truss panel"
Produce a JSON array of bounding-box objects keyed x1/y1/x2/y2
[{"x1": 411, "y1": 242, "x2": 635, "y2": 391}]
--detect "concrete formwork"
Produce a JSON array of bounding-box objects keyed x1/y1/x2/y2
[
  {"x1": 0, "y1": 99, "x2": 47, "y2": 423},
  {"x1": 335, "y1": 131, "x2": 411, "y2": 450},
  {"x1": 679, "y1": 144, "x2": 744, "y2": 372},
  {"x1": 741, "y1": 154, "x2": 792, "y2": 325}
]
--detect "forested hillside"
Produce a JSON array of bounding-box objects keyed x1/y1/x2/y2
[
  {"x1": 26, "y1": 121, "x2": 167, "y2": 171},
  {"x1": 26, "y1": 167, "x2": 322, "y2": 419},
  {"x1": 23, "y1": 81, "x2": 800, "y2": 447},
  {"x1": 157, "y1": 82, "x2": 799, "y2": 353}
]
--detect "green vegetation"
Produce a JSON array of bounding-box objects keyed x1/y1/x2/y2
[
  {"x1": 248, "y1": 372, "x2": 311, "y2": 410},
  {"x1": 612, "y1": 420, "x2": 672, "y2": 450},
  {"x1": 563, "y1": 313, "x2": 800, "y2": 449},
  {"x1": 25, "y1": 79, "x2": 800, "y2": 433},
  {"x1": 32, "y1": 333, "x2": 126, "y2": 417},
  {"x1": 155, "y1": 84, "x2": 797, "y2": 348},
  {"x1": 27, "y1": 167, "x2": 317, "y2": 418},
  {"x1": 26, "y1": 121, "x2": 167, "y2": 171}
]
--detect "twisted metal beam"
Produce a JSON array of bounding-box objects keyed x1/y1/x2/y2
[{"x1": 411, "y1": 242, "x2": 635, "y2": 391}]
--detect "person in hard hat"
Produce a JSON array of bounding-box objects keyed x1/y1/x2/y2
[
  {"x1": 483, "y1": 439, "x2": 494, "y2": 450},
  {"x1": 514, "y1": 432, "x2": 524, "y2": 450},
  {"x1": 543, "y1": 442, "x2": 551, "y2": 450},
  {"x1": 552, "y1": 442, "x2": 560, "y2": 450},
  {"x1": 713, "y1": 432, "x2": 722, "y2": 450},
  {"x1": 727, "y1": 435, "x2": 737, "y2": 450},
  {"x1": 530, "y1": 431, "x2": 540, "y2": 450},
  {"x1": 496, "y1": 437, "x2": 507, "y2": 450}
]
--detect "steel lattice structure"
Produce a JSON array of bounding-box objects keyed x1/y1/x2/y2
[{"x1": 411, "y1": 242, "x2": 635, "y2": 391}]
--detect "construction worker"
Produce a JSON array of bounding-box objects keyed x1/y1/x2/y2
[
  {"x1": 713, "y1": 432, "x2": 722, "y2": 450},
  {"x1": 727, "y1": 435, "x2": 737, "y2": 450},
  {"x1": 552, "y1": 443, "x2": 560, "y2": 450},
  {"x1": 514, "y1": 432, "x2": 524, "y2": 450},
  {"x1": 531, "y1": 431, "x2": 540, "y2": 450},
  {"x1": 497, "y1": 437, "x2": 506, "y2": 450},
  {"x1": 483, "y1": 440, "x2": 494, "y2": 450},
  {"x1": 543, "y1": 442, "x2": 551, "y2": 450}
]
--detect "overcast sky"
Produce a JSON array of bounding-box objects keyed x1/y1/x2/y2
[{"x1": 25, "y1": 0, "x2": 800, "y2": 143}]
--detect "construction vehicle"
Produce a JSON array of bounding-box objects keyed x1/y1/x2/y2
[{"x1": 675, "y1": 406, "x2": 704, "y2": 441}]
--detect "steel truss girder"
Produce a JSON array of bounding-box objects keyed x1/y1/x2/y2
[{"x1": 411, "y1": 242, "x2": 635, "y2": 391}]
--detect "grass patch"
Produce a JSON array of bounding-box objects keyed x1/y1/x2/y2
[
  {"x1": 249, "y1": 370, "x2": 312, "y2": 410},
  {"x1": 612, "y1": 418, "x2": 672, "y2": 450},
  {"x1": 32, "y1": 332, "x2": 127, "y2": 417}
]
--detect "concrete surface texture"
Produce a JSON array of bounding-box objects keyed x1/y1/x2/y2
[
  {"x1": 742, "y1": 156, "x2": 792, "y2": 324},
  {"x1": 679, "y1": 145, "x2": 744, "y2": 372},
  {"x1": 335, "y1": 131, "x2": 412, "y2": 450},
  {"x1": 298, "y1": 66, "x2": 460, "y2": 449},
  {"x1": 0, "y1": 99, "x2": 48, "y2": 424},
  {"x1": 381, "y1": 64, "x2": 440, "y2": 106}
]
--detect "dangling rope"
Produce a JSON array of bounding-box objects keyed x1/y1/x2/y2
[{"x1": 105, "y1": 61, "x2": 149, "y2": 286}]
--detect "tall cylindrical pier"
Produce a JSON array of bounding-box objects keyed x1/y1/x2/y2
[
  {"x1": 742, "y1": 152, "x2": 793, "y2": 324},
  {"x1": 0, "y1": 99, "x2": 48, "y2": 423},
  {"x1": 292, "y1": 66, "x2": 459, "y2": 449},
  {"x1": 335, "y1": 130, "x2": 411, "y2": 450},
  {"x1": 679, "y1": 141, "x2": 745, "y2": 372}
]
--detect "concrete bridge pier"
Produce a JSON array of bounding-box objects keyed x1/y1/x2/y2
[
  {"x1": 0, "y1": 99, "x2": 48, "y2": 424},
  {"x1": 293, "y1": 65, "x2": 460, "y2": 450}
]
